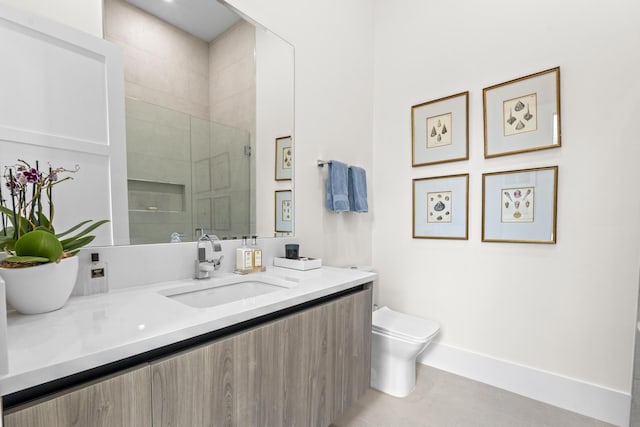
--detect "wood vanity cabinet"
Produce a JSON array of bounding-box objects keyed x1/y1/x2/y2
[
  {"x1": 3, "y1": 366, "x2": 151, "y2": 427},
  {"x1": 3, "y1": 286, "x2": 371, "y2": 427},
  {"x1": 151, "y1": 287, "x2": 372, "y2": 426}
]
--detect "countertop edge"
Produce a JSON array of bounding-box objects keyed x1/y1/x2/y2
[{"x1": 1, "y1": 267, "x2": 375, "y2": 396}]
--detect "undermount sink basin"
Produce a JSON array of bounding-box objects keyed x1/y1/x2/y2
[{"x1": 162, "y1": 280, "x2": 289, "y2": 309}]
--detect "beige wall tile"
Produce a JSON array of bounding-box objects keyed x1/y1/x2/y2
[{"x1": 104, "y1": 0, "x2": 209, "y2": 118}]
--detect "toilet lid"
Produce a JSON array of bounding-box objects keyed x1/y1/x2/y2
[{"x1": 372, "y1": 306, "x2": 440, "y2": 342}]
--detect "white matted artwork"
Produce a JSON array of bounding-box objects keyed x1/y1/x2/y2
[
  {"x1": 275, "y1": 136, "x2": 292, "y2": 181},
  {"x1": 426, "y1": 191, "x2": 452, "y2": 223},
  {"x1": 483, "y1": 67, "x2": 560, "y2": 158},
  {"x1": 503, "y1": 93, "x2": 537, "y2": 136},
  {"x1": 426, "y1": 113, "x2": 452, "y2": 148},
  {"x1": 275, "y1": 190, "x2": 292, "y2": 233},
  {"x1": 213, "y1": 196, "x2": 230, "y2": 230},
  {"x1": 483, "y1": 166, "x2": 557, "y2": 243},
  {"x1": 413, "y1": 174, "x2": 468, "y2": 239},
  {"x1": 501, "y1": 186, "x2": 534, "y2": 223},
  {"x1": 412, "y1": 92, "x2": 468, "y2": 166}
]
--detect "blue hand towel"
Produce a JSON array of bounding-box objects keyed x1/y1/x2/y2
[
  {"x1": 325, "y1": 161, "x2": 350, "y2": 212},
  {"x1": 348, "y1": 166, "x2": 368, "y2": 213}
]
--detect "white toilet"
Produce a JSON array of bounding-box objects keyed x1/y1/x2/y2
[{"x1": 370, "y1": 306, "x2": 440, "y2": 397}]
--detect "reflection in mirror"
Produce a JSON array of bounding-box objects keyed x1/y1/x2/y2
[
  {"x1": 125, "y1": 99, "x2": 251, "y2": 244},
  {"x1": 103, "y1": 0, "x2": 293, "y2": 244}
]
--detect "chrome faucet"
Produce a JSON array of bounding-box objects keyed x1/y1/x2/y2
[{"x1": 195, "y1": 234, "x2": 224, "y2": 280}]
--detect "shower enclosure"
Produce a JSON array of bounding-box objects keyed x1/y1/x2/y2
[{"x1": 125, "y1": 97, "x2": 253, "y2": 244}]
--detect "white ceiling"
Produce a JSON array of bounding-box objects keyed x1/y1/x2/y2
[{"x1": 126, "y1": 0, "x2": 240, "y2": 42}]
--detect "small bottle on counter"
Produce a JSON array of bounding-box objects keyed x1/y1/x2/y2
[
  {"x1": 251, "y1": 235, "x2": 262, "y2": 272},
  {"x1": 236, "y1": 236, "x2": 253, "y2": 273}
]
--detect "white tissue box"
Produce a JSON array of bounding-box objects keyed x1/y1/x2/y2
[{"x1": 273, "y1": 257, "x2": 322, "y2": 271}]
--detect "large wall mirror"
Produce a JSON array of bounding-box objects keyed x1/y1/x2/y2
[{"x1": 103, "y1": 0, "x2": 294, "y2": 244}]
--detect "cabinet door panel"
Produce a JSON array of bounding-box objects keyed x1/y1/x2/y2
[
  {"x1": 339, "y1": 288, "x2": 372, "y2": 412},
  {"x1": 233, "y1": 321, "x2": 285, "y2": 426},
  {"x1": 3, "y1": 399, "x2": 59, "y2": 427},
  {"x1": 4, "y1": 365, "x2": 151, "y2": 427},
  {"x1": 303, "y1": 301, "x2": 336, "y2": 427},
  {"x1": 282, "y1": 304, "x2": 328, "y2": 427},
  {"x1": 204, "y1": 334, "x2": 235, "y2": 424},
  {"x1": 151, "y1": 336, "x2": 234, "y2": 427}
]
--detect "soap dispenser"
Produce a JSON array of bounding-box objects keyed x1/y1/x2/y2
[
  {"x1": 235, "y1": 236, "x2": 253, "y2": 273},
  {"x1": 251, "y1": 235, "x2": 262, "y2": 272}
]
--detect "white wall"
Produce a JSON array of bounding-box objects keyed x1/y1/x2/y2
[
  {"x1": 226, "y1": 0, "x2": 375, "y2": 266},
  {"x1": 0, "y1": 0, "x2": 102, "y2": 37},
  {"x1": 372, "y1": 0, "x2": 640, "y2": 399}
]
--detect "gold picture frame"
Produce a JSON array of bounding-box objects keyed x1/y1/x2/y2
[
  {"x1": 483, "y1": 67, "x2": 561, "y2": 158},
  {"x1": 413, "y1": 173, "x2": 469, "y2": 240},
  {"x1": 275, "y1": 136, "x2": 292, "y2": 181},
  {"x1": 411, "y1": 92, "x2": 469, "y2": 166},
  {"x1": 482, "y1": 166, "x2": 558, "y2": 243},
  {"x1": 274, "y1": 190, "x2": 292, "y2": 233}
]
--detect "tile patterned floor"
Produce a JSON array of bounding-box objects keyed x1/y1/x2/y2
[{"x1": 332, "y1": 365, "x2": 615, "y2": 427}]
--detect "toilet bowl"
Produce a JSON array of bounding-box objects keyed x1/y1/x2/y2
[{"x1": 370, "y1": 306, "x2": 440, "y2": 397}]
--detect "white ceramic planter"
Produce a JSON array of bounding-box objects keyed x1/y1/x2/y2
[{"x1": 0, "y1": 256, "x2": 79, "y2": 315}]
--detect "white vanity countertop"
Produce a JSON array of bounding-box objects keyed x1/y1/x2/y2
[{"x1": 0, "y1": 266, "x2": 376, "y2": 396}]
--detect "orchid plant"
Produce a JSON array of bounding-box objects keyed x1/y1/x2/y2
[{"x1": 0, "y1": 159, "x2": 108, "y2": 267}]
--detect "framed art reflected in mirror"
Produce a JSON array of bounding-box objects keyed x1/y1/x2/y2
[
  {"x1": 275, "y1": 190, "x2": 293, "y2": 234},
  {"x1": 275, "y1": 136, "x2": 292, "y2": 181}
]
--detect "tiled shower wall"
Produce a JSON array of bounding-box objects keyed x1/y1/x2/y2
[
  {"x1": 208, "y1": 20, "x2": 257, "y2": 234},
  {"x1": 125, "y1": 97, "x2": 250, "y2": 244},
  {"x1": 208, "y1": 20, "x2": 256, "y2": 135},
  {"x1": 103, "y1": 0, "x2": 210, "y2": 119},
  {"x1": 125, "y1": 98, "x2": 193, "y2": 244}
]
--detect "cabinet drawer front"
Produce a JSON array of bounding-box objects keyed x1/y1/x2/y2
[{"x1": 4, "y1": 366, "x2": 151, "y2": 427}]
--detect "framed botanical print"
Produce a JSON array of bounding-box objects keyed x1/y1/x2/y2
[
  {"x1": 275, "y1": 190, "x2": 293, "y2": 233},
  {"x1": 483, "y1": 67, "x2": 561, "y2": 158},
  {"x1": 275, "y1": 136, "x2": 293, "y2": 181},
  {"x1": 482, "y1": 166, "x2": 558, "y2": 243},
  {"x1": 411, "y1": 92, "x2": 469, "y2": 166},
  {"x1": 413, "y1": 174, "x2": 469, "y2": 239}
]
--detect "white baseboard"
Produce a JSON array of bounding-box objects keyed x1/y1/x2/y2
[{"x1": 418, "y1": 342, "x2": 630, "y2": 427}]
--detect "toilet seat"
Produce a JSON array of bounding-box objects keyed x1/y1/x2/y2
[{"x1": 372, "y1": 306, "x2": 440, "y2": 343}]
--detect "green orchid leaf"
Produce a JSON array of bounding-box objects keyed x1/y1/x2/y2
[
  {"x1": 0, "y1": 236, "x2": 16, "y2": 252},
  {"x1": 0, "y1": 206, "x2": 30, "y2": 235},
  {"x1": 4, "y1": 255, "x2": 50, "y2": 264},
  {"x1": 55, "y1": 219, "x2": 109, "y2": 239},
  {"x1": 34, "y1": 226, "x2": 55, "y2": 233},
  {"x1": 38, "y1": 212, "x2": 53, "y2": 231},
  {"x1": 61, "y1": 235, "x2": 96, "y2": 252},
  {"x1": 58, "y1": 219, "x2": 109, "y2": 242},
  {"x1": 55, "y1": 219, "x2": 92, "y2": 238},
  {"x1": 65, "y1": 249, "x2": 80, "y2": 257}
]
